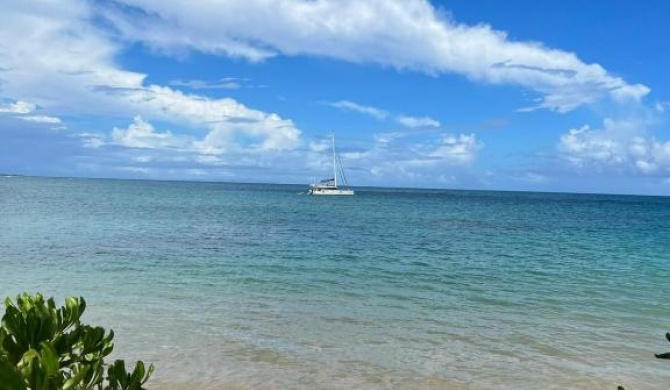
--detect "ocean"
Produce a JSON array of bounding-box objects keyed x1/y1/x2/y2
[{"x1": 1, "y1": 176, "x2": 668, "y2": 389}]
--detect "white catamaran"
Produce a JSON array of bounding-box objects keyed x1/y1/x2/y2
[{"x1": 308, "y1": 133, "x2": 354, "y2": 196}]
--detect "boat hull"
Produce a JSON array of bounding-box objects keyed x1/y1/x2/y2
[
  {"x1": 308, "y1": 188, "x2": 354, "y2": 196},
  {"x1": 307, "y1": 133, "x2": 354, "y2": 196}
]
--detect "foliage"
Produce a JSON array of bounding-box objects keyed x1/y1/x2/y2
[
  {"x1": 0, "y1": 293, "x2": 153, "y2": 390},
  {"x1": 617, "y1": 331, "x2": 669, "y2": 390},
  {"x1": 654, "y1": 332, "x2": 670, "y2": 359}
]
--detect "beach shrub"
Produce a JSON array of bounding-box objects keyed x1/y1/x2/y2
[
  {"x1": 0, "y1": 293, "x2": 153, "y2": 390},
  {"x1": 655, "y1": 332, "x2": 670, "y2": 359},
  {"x1": 617, "y1": 331, "x2": 670, "y2": 390}
]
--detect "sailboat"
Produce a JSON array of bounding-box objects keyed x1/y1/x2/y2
[{"x1": 308, "y1": 133, "x2": 354, "y2": 196}]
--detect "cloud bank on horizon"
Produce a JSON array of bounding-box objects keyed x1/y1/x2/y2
[{"x1": 0, "y1": 0, "x2": 668, "y2": 193}]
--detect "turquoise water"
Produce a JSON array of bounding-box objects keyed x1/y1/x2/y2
[{"x1": 1, "y1": 176, "x2": 668, "y2": 389}]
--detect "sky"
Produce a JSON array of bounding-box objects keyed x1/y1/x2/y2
[{"x1": 1, "y1": 0, "x2": 669, "y2": 195}]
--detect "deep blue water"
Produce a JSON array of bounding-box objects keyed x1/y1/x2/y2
[{"x1": 1, "y1": 176, "x2": 669, "y2": 389}]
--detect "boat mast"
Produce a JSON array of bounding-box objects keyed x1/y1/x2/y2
[{"x1": 332, "y1": 132, "x2": 337, "y2": 188}]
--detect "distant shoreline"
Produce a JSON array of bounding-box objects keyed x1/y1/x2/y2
[{"x1": 2, "y1": 173, "x2": 669, "y2": 198}]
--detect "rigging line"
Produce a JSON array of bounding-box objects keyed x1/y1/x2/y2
[{"x1": 336, "y1": 152, "x2": 349, "y2": 186}]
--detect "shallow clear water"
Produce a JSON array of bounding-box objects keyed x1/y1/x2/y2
[{"x1": 1, "y1": 176, "x2": 668, "y2": 389}]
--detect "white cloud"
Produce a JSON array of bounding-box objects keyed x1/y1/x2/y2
[
  {"x1": 327, "y1": 100, "x2": 389, "y2": 120},
  {"x1": 396, "y1": 115, "x2": 440, "y2": 128},
  {"x1": 301, "y1": 130, "x2": 483, "y2": 186},
  {"x1": 0, "y1": 1, "x2": 302, "y2": 156},
  {"x1": 373, "y1": 131, "x2": 404, "y2": 146},
  {"x1": 168, "y1": 77, "x2": 251, "y2": 90},
  {"x1": 0, "y1": 100, "x2": 36, "y2": 114},
  {"x1": 105, "y1": 110, "x2": 299, "y2": 160},
  {"x1": 104, "y1": 85, "x2": 302, "y2": 152},
  {"x1": 5, "y1": 1, "x2": 660, "y2": 190},
  {"x1": 112, "y1": 115, "x2": 191, "y2": 149},
  {"x1": 655, "y1": 101, "x2": 670, "y2": 113},
  {"x1": 360, "y1": 132, "x2": 483, "y2": 182},
  {"x1": 0, "y1": 1, "x2": 145, "y2": 115},
  {"x1": 328, "y1": 102, "x2": 442, "y2": 128},
  {"x1": 559, "y1": 118, "x2": 670, "y2": 175},
  {"x1": 20, "y1": 115, "x2": 62, "y2": 124},
  {"x1": 0, "y1": 98, "x2": 63, "y2": 125},
  {"x1": 100, "y1": 0, "x2": 649, "y2": 112},
  {"x1": 80, "y1": 133, "x2": 105, "y2": 149},
  {"x1": 373, "y1": 131, "x2": 481, "y2": 165},
  {"x1": 429, "y1": 134, "x2": 482, "y2": 165}
]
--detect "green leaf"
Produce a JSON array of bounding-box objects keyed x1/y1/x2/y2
[
  {"x1": 142, "y1": 363, "x2": 154, "y2": 384},
  {"x1": 0, "y1": 358, "x2": 26, "y2": 390},
  {"x1": 39, "y1": 342, "x2": 59, "y2": 377},
  {"x1": 2, "y1": 293, "x2": 153, "y2": 390},
  {"x1": 62, "y1": 365, "x2": 90, "y2": 390},
  {"x1": 18, "y1": 349, "x2": 39, "y2": 368}
]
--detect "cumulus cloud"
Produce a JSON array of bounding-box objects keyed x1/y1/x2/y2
[
  {"x1": 99, "y1": 0, "x2": 649, "y2": 112},
  {"x1": 0, "y1": 100, "x2": 36, "y2": 114},
  {"x1": 0, "y1": 1, "x2": 146, "y2": 115},
  {"x1": 0, "y1": 1, "x2": 302, "y2": 156},
  {"x1": 78, "y1": 133, "x2": 105, "y2": 149},
  {"x1": 99, "y1": 84, "x2": 302, "y2": 152},
  {"x1": 102, "y1": 111, "x2": 300, "y2": 157},
  {"x1": 559, "y1": 119, "x2": 670, "y2": 175},
  {"x1": 361, "y1": 132, "x2": 483, "y2": 181},
  {"x1": 301, "y1": 130, "x2": 483, "y2": 186},
  {"x1": 429, "y1": 134, "x2": 482, "y2": 165},
  {"x1": 396, "y1": 115, "x2": 440, "y2": 128},
  {"x1": 4, "y1": 1, "x2": 658, "y2": 189},
  {"x1": 112, "y1": 116, "x2": 191, "y2": 149}
]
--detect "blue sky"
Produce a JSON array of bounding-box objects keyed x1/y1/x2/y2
[{"x1": 1, "y1": 0, "x2": 669, "y2": 195}]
